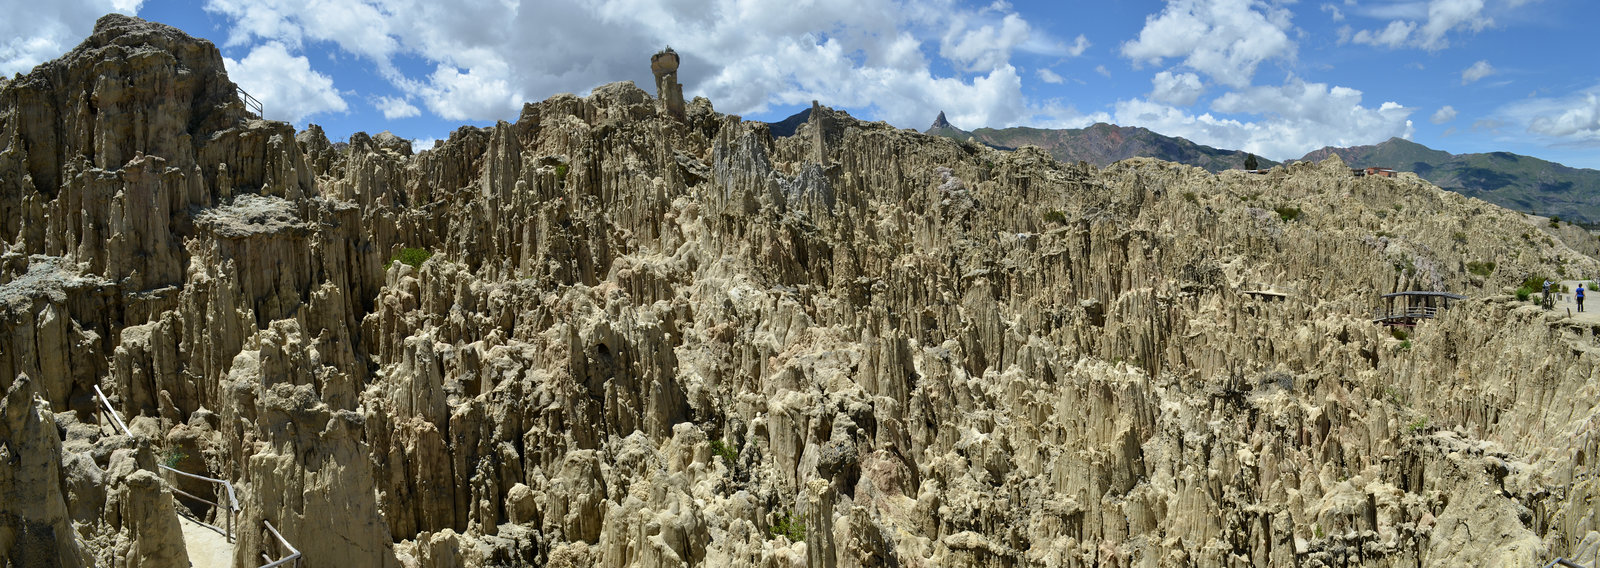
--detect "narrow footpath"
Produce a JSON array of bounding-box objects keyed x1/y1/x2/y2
[{"x1": 178, "y1": 514, "x2": 233, "y2": 567}]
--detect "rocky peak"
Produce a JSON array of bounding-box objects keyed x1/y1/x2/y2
[{"x1": 929, "y1": 110, "x2": 952, "y2": 130}]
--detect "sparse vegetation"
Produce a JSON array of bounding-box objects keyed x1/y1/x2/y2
[
  {"x1": 1384, "y1": 386, "x2": 1404, "y2": 406},
  {"x1": 1275, "y1": 206, "x2": 1302, "y2": 222},
  {"x1": 1452, "y1": 231, "x2": 1468, "y2": 244},
  {"x1": 1408, "y1": 417, "x2": 1429, "y2": 432},
  {"x1": 162, "y1": 449, "x2": 187, "y2": 468},
  {"x1": 555, "y1": 163, "x2": 569, "y2": 183},
  {"x1": 1182, "y1": 191, "x2": 1198, "y2": 204},
  {"x1": 770, "y1": 512, "x2": 806, "y2": 542},
  {"x1": 1398, "y1": 339, "x2": 1412, "y2": 351},
  {"x1": 1390, "y1": 328, "x2": 1409, "y2": 341},
  {"x1": 1043, "y1": 210, "x2": 1068, "y2": 225},
  {"x1": 387, "y1": 247, "x2": 434, "y2": 270},
  {"x1": 1466, "y1": 261, "x2": 1495, "y2": 277},
  {"x1": 1550, "y1": 216, "x2": 1561, "y2": 227},
  {"x1": 710, "y1": 439, "x2": 739, "y2": 466},
  {"x1": 1510, "y1": 275, "x2": 1548, "y2": 302}
]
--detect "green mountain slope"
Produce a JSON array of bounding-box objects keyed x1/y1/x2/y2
[{"x1": 1302, "y1": 138, "x2": 1600, "y2": 224}]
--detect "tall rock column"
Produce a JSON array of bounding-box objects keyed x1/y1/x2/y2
[{"x1": 651, "y1": 48, "x2": 685, "y2": 121}]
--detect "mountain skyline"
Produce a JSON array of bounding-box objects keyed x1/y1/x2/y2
[
  {"x1": 3, "y1": 1, "x2": 1595, "y2": 169},
  {"x1": 916, "y1": 105, "x2": 1600, "y2": 224}
]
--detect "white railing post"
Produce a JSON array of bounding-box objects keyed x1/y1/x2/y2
[{"x1": 260, "y1": 520, "x2": 302, "y2": 568}]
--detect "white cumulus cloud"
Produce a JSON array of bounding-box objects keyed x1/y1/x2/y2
[
  {"x1": 1350, "y1": 20, "x2": 1416, "y2": 48},
  {"x1": 200, "y1": 0, "x2": 1092, "y2": 130},
  {"x1": 941, "y1": 13, "x2": 1032, "y2": 72},
  {"x1": 0, "y1": 0, "x2": 143, "y2": 76},
  {"x1": 1120, "y1": 0, "x2": 1297, "y2": 88},
  {"x1": 1065, "y1": 34, "x2": 1091, "y2": 57},
  {"x1": 1461, "y1": 60, "x2": 1494, "y2": 84},
  {"x1": 1116, "y1": 77, "x2": 1415, "y2": 159},
  {"x1": 375, "y1": 96, "x2": 420, "y2": 119},
  {"x1": 1345, "y1": 0, "x2": 1496, "y2": 51},
  {"x1": 223, "y1": 42, "x2": 347, "y2": 123},
  {"x1": 1431, "y1": 105, "x2": 1457, "y2": 124},
  {"x1": 1502, "y1": 85, "x2": 1600, "y2": 145},
  {"x1": 1036, "y1": 68, "x2": 1064, "y2": 84},
  {"x1": 1150, "y1": 70, "x2": 1205, "y2": 106}
]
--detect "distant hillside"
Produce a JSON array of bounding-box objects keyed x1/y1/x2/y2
[
  {"x1": 765, "y1": 107, "x2": 813, "y2": 137},
  {"x1": 922, "y1": 112, "x2": 1276, "y2": 173},
  {"x1": 1302, "y1": 138, "x2": 1600, "y2": 224}
]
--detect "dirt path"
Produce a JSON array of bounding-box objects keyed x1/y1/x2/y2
[
  {"x1": 179, "y1": 514, "x2": 234, "y2": 568},
  {"x1": 1544, "y1": 280, "x2": 1600, "y2": 324}
]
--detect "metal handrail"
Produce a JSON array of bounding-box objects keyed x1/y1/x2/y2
[
  {"x1": 93, "y1": 385, "x2": 131, "y2": 437},
  {"x1": 237, "y1": 86, "x2": 263, "y2": 117},
  {"x1": 159, "y1": 464, "x2": 239, "y2": 542},
  {"x1": 1544, "y1": 559, "x2": 1586, "y2": 568},
  {"x1": 95, "y1": 385, "x2": 301, "y2": 564},
  {"x1": 260, "y1": 520, "x2": 302, "y2": 568},
  {"x1": 1371, "y1": 307, "x2": 1442, "y2": 320}
]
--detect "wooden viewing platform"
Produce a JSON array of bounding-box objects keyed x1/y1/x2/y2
[{"x1": 1372, "y1": 290, "x2": 1467, "y2": 326}]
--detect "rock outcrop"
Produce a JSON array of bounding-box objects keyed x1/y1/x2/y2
[{"x1": 6, "y1": 13, "x2": 1600, "y2": 568}]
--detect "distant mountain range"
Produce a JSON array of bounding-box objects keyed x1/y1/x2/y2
[
  {"x1": 923, "y1": 111, "x2": 1275, "y2": 173},
  {"x1": 1299, "y1": 137, "x2": 1600, "y2": 224},
  {"x1": 762, "y1": 108, "x2": 1600, "y2": 224}
]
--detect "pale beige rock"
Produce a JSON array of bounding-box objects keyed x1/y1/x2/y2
[{"x1": 11, "y1": 12, "x2": 1600, "y2": 568}]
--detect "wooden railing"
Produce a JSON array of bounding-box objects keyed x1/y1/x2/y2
[{"x1": 93, "y1": 385, "x2": 301, "y2": 567}]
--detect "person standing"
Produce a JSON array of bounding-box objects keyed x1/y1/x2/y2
[{"x1": 1578, "y1": 284, "x2": 1586, "y2": 312}]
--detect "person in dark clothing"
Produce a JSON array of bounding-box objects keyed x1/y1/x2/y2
[{"x1": 1579, "y1": 284, "x2": 1586, "y2": 312}]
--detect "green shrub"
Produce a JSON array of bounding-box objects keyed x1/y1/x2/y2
[
  {"x1": 388, "y1": 247, "x2": 433, "y2": 270},
  {"x1": 710, "y1": 440, "x2": 739, "y2": 466},
  {"x1": 1408, "y1": 416, "x2": 1428, "y2": 432},
  {"x1": 162, "y1": 449, "x2": 188, "y2": 468},
  {"x1": 1515, "y1": 287, "x2": 1533, "y2": 302},
  {"x1": 770, "y1": 512, "x2": 806, "y2": 542},
  {"x1": 555, "y1": 163, "x2": 569, "y2": 183},
  {"x1": 1043, "y1": 210, "x2": 1068, "y2": 225},
  {"x1": 1398, "y1": 339, "x2": 1412, "y2": 351},
  {"x1": 1466, "y1": 261, "x2": 1495, "y2": 277},
  {"x1": 1182, "y1": 191, "x2": 1198, "y2": 204},
  {"x1": 1275, "y1": 206, "x2": 1302, "y2": 222},
  {"x1": 1452, "y1": 231, "x2": 1467, "y2": 244},
  {"x1": 1550, "y1": 215, "x2": 1561, "y2": 227},
  {"x1": 1390, "y1": 328, "x2": 1409, "y2": 340}
]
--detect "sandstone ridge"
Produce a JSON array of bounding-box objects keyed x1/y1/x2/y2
[{"x1": 6, "y1": 14, "x2": 1600, "y2": 568}]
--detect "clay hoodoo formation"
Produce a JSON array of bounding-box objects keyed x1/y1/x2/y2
[{"x1": 9, "y1": 13, "x2": 1600, "y2": 568}]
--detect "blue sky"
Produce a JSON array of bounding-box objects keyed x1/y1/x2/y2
[{"x1": 4, "y1": 0, "x2": 1598, "y2": 168}]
